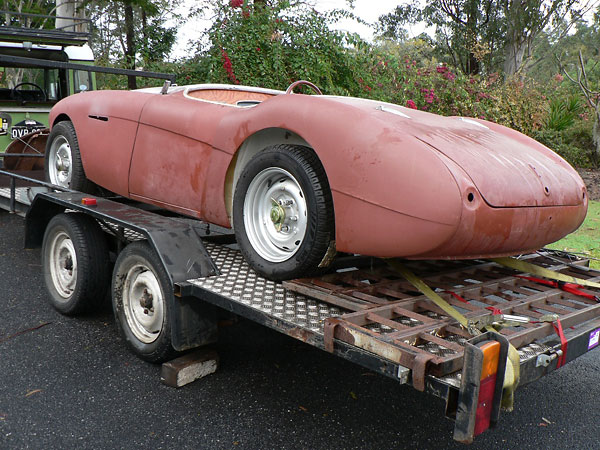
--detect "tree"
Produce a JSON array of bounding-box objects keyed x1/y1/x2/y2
[
  {"x1": 560, "y1": 51, "x2": 600, "y2": 163},
  {"x1": 1, "y1": 1, "x2": 55, "y2": 26},
  {"x1": 377, "y1": 0, "x2": 505, "y2": 75},
  {"x1": 501, "y1": 0, "x2": 591, "y2": 76},
  {"x1": 377, "y1": 0, "x2": 596, "y2": 77},
  {"x1": 84, "y1": 0, "x2": 181, "y2": 88},
  {"x1": 194, "y1": 0, "x2": 367, "y2": 94},
  {"x1": 56, "y1": 0, "x2": 87, "y2": 33}
]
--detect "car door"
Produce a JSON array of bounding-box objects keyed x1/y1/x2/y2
[
  {"x1": 69, "y1": 90, "x2": 151, "y2": 196},
  {"x1": 128, "y1": 92, "x2": 230, "y2": 218}
]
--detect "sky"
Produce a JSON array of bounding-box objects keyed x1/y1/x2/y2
[{"x1": 171, "y1": 0, "x2": 417, "y2": 59}]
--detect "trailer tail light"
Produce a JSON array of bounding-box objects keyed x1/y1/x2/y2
[{"x1": 474, "y1": 341, "x2": 501, "y2": 436}]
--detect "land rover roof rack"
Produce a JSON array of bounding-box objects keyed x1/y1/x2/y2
[
  {"x1": 0, "y1": 54, "x2": 176, "y2": 83},
  {"x1": 0, "y1": 10, "x2": 90, "y2": 46}
]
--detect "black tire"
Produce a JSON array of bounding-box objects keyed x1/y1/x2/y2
[
  {"x1": 112, "y1": 241, "x2": 176, "y2": 363},
  {"x1": 233, "y1": 144, "x2": 335, "y2": 281},
  {"x1": 42, "y1": 213, "x2": 110, "y2": 315},
  {"x1": 45, "y1": 120, "x2": 95, "y2": 192}
]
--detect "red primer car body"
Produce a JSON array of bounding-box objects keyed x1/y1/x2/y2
[{"x1": 48, "y1": 84, "x2": 588, "y2": 259}]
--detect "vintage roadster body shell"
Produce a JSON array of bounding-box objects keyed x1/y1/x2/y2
[{"x1": 48, "y1": 84, "x2": 588, "y2": 259}]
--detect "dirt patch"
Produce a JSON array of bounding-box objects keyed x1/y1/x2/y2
[{"x1": 577, "y1": 169, "x2": 600, "y2": 201}]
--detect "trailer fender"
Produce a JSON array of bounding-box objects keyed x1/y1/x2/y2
[{"x1": 26, "y1": 192, "x2": 220, "y2": 352}]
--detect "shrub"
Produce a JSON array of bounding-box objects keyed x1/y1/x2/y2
[
  {"x1": 546, "y1": 96, "x2": 582, "y2": 131},
  {"x1": 533, "y1": 119, "x2": 596, "y2": 168}
]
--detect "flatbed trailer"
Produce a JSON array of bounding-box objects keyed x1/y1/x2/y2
[{"x1": 1, "y1": 166, "x2": 600, "y2": 444}]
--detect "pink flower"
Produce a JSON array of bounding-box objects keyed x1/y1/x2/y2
[
  {"x1": 554, "y1": 73, "x2": 564, "y2": 82},
  {"x1": 221, "y1": 49, "x2": 239, "y2": 84},
  {"x1": 443, "y1": 71, "x2": 456, "y2": 81},
  {"x1": 406, "y1": 100, "x2": 417, "y2": 109}
]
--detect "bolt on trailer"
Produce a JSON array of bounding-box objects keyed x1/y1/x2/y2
[{"x1": 1, "y1": 166, "x2": 600, "y2": 443}]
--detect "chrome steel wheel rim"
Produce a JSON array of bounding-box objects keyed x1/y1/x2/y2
[
  {"x1": 48, "y1": 231, "x2": 77, "y2": 299},
  {"x1": 243, "y1": 167, "x2": 308, "y2": 262},
  {"x1": 122, "y1": 264, "x2": 164, "y2": 344},
  {"x1": 48, "y1": 135, "x2": 72, "y2": 188}
]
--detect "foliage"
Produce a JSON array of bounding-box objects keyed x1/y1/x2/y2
[
  {"x1": 529, "y1": 17, "x2": 600, "y2": 84},
  {"x1": 534, "y1": 119, "x2": 596, "y2": 167},
  {"x1": 0, "y1": 1, "x2": 55, "y2": 28},
  {"x1": 193, "y1": 1, "x2": 368, "y2": 95},
  {"x1": 357, "y1": 52, "x2": 548, "y2": 136},
  {"x1": 546, "y1": 95, "x2": 582, "y2": 130},
  {"x1": 547, "y1": 200, "x2": 600, "y2": 269},
  {"x1": 85, "y1": 0, "x2": 181, "y2": 75},
  {"x1": 376, "y1": 0, "x2": 592, "y2": 77},
  {"x1": 377, "y1": 0, "x2": 505, "y2": 75}
]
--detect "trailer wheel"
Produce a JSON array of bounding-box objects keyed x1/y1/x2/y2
[
  {"x1": 45, "y1": 121, "x2": 95, "y2": 192},
  {"x1": 42, "y1": 213, "x2": 110, "y2": 315},
  {"x1": 112, "y1": 241, "x2": 176, "y2": 363}
]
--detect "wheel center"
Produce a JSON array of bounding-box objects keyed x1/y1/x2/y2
[
  {"x1": 63, "y1": 255, "x2": 73, "y2": 272},
  {"x1": 270, "y1": 199, "x2": 286, "y2": 230},
  {"x1": 56, "y1": 155, "x2": 70, "y2": 172},
  {"x1": 140, "y1": 288, "x2": 154, "y2": 310}
]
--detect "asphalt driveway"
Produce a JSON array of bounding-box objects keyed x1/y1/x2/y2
[{"x1": 1, "y1": 210, "x2": 599, "y2": 449}]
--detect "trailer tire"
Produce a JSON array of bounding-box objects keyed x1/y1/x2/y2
[
  {"x1": 42, "y1": 213, "x2": 110, "y2": 315},
  {"x1": 112, "y1": 241, "x2": 176, "y2": 363},
  {"x1": 45, "y1": 121, "x2": 95, "y2": 192}
]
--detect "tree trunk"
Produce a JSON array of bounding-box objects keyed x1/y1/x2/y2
[
  {"x1": 503, "y1": 36, "x2": 526, "y2": 77},
  {"x1": 56, "y1": 0, "x2": 87, "y2": 33},
  {"x1": 593, "y1": 106, "x2": 600, "y2": 166},
  {"x1": 142, "y1": 9, "x2": 148, "y2": 63},
  {"x1": 464, "y1": 0, "x2": 479, "y2": 75},
  {"x1": 124, "y1": 2, "x2": 137, "y2": 90}
]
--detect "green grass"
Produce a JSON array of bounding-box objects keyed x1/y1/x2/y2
[{"x1": 547, "y1": 200, "x2": 600, "y2": 268}]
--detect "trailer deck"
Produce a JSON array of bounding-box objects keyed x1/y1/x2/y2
[
  {"x1": 1, "y1": 166, "x2": 600, "y2": 443},
  {"x1": 179, "y1": 243, "x2": 600, "y2": 388}
]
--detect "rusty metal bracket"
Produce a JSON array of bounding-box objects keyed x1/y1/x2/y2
[
  {"x1": 412, "y1": 352, "x2": 435, "y2": 391},
  {"x1": 324, "y1": 318, "x2": 343, "y2": 353}
]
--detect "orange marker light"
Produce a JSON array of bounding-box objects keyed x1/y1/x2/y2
[{"x1": 479, "y1": 341, "x2": 501, "y2": 380}]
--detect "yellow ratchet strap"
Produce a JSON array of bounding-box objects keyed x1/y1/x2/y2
[
  {"x1": 387, "y1": 260, "x2": 473, "y2": 331},
  {"x1": 387, "y1": 260, "x2": 500, "y2": 335},
  {"x1": 493, "y1": 257, "x2": 600, "y2": 289},
  {"x1": 388, "y1": 259, "x2": 520, "y2": 410}
]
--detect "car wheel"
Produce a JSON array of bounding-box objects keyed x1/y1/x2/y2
[
  {"x1": 42, "y1": 213, "x2": 110, "y2": 315},
  {"x1": 45, "y1": 121, "x2": 95, "y2": 192},
  {"x1": 233, "y1": 144, "x2": 335, "y2": 281},
  {"x1": 112, "y1": 241, "x2": 176, "y2": 363}
]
